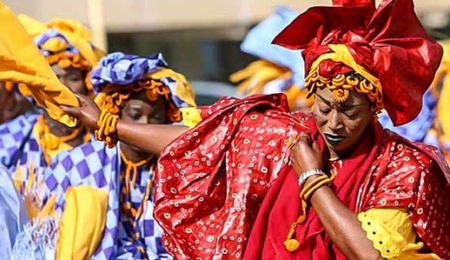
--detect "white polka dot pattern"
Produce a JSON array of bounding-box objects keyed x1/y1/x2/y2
[
  {"x1": 357, "y1": 130, "x2": 450, "y2": 258},
  {"x1": 153, "y1": 94, "x2": 311, "y2": 259},
  {"x1": 154, "y1": 95, "x2": 450, "y2": 259}
]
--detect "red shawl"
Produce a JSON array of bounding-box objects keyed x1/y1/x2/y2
[
  {"x1": 244, "y1": 115, "x2": 384, "y2": 259},
  {"x1": 154, "y1": 95, "x2": 450, "y2": 259}
]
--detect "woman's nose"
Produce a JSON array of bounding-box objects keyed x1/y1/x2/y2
[{"x1": 328, "y1": 111, "x2": 344, "y2": 131}]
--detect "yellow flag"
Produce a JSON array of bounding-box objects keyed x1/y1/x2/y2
[{"x1": 0, "y1": 2, "x2": 79, "y2": 126}]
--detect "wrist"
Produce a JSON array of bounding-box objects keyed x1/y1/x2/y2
[
  {"x1": 303, "y1": 174, "x2": 322, "y2": 186},
  {"x1": 298, "y1": 169, "x2": 325, "y2": 186}
]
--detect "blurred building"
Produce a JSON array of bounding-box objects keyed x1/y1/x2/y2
[{"x1": 5, "y1": 0, "x2": 450, "y2": 84}]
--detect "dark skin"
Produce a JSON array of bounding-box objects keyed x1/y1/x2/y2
[
  {"x1": 120, "y1": 91, "x2": 170, "y2": 163},
  {"x1": 60, "y1": 87, "x2": 383, "y2": 260},
  {"x1": 291, "y1": 87, "x2": 383, "y2": 260},
  {"x1": 62, "y1": 94, "x2": 188, "y2": 155},
  {"x1": 45, "y1": 65, "x2": 88, "y2": 147},
  {"x1": 0, "y1": 81, "x2": 33, "y2": 124}
]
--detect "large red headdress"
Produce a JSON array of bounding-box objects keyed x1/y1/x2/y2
[{"x1": 273, "y1": 0, "x2": 443, "y2": 126}]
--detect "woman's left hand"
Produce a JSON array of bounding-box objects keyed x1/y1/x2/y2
[{"x1": 290, "y1": 134, "x2": 324, "y2": 176}]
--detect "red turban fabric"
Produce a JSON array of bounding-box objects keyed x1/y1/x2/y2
[{"x1": 273, "y1": 0, "x2": 443, "y2": 126}]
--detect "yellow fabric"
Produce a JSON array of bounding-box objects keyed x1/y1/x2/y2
[
  {"x1": 230, "y1": 60, "x2": 291, "y2": 95},
  {"x1": 94, "y1": 68, "x2": 196, "y2": 113},
  {"x1": 145, "y1": 68, "x2": 196, "y2": 108},
  {"x1": 18, "y1": 14, "x2": 100, "y2": 68},
  {"x1": 13, "y1": 163, "x2": 42, "y2": 219},
  {"x1": 32, "y1": 115, "x2": 91, "y2": 164},
  {"x1": 284, "y1": 174, "x2": 337, "y2": 253},
  {"x1": 285, "y1": 86, "x2": 314, "y2": 110},
  {"x1": 230, "y1": 59, "x2": 313, "y2": 110},
  {"x1": 435, "y1": 42, "x2": 450, "y2": 140},
  {"x1": 310, "y1": 44, "x2": 382, "y2": 94},
  {"x1": 56, "y1": 185, "x2": 108, "y2": 260},
  {"x1": 13, "y1": 162, "x2": 58, "y2": 219},
  {"x1": 358, "y1": 208, "x2": 440, "y2": 260},
  {"x1": 180, "y1": 107, "x2": 203, "y2": 128},
  {"x1": 95, "y1": 110, "x2": 119, "y2": 148},
  {"x1": 0, "y1": 3, "x2": 79, "y2": 127}
]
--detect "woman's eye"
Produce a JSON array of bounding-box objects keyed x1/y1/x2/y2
[
  {"x1": 67, "y1": 75, "x2": 82, "y2": 82},
  {"x1": 150, "y1": 115, "x2": 164, "y2": 123},
  {"x1": 319, "y1": 107, "x2": 331, "y2": 114},
  {"x1": 345, "y1": 111, "x2": 359, "y2": 118},
  {"x1": 129, "y1": 113, "x2": 141, "y2": 120}
]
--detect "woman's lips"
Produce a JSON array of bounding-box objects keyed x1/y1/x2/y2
[{"x1": 324, "y1": 133, "x2": 346, "y2": 145}]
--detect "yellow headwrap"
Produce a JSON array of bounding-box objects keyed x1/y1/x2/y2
[
  {"x1": 230, "y1": 59, "x2": 314, "y2": 110},
  {"x1": 0, "y1": 2, "x2": 78, "y2": 126},
  {"x1": 304, "y1": 44, "x2": 383, "y2": 112},
  {"x1": 95, "y1": 68, "x2": 196, "y2": 123},
  {"x1": 18, "y1": 14, "x2": 101, "y2": 69},
  {"x1": 434, "y1": 41, "x2": 450, "y2": 140}
]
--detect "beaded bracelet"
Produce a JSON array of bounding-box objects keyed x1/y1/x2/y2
[
  {"x1": 284, "y1": 174, "x2": 336, "y2": 253},
  {"x1": 95, "y1": 109, "x2": 119, "y2": 148}
]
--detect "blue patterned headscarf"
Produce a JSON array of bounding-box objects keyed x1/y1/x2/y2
[
  {"x1": 34, "y1": 29, "x2": 82, "y2": 57},
  {"x1": 90, "y1": 52, "x2": 196, "y2": 109},
  {"x1": 240, "y1": 6, "x2": 304, "y2": 87},
  {"x1": 379, "y1": 89, "x2": 437, "y2": 142}
]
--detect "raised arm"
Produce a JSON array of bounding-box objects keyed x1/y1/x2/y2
[
  {"x1": 116, "y1": 121, "x2": 187, "y2": 154},
  {"x1": 61, "y1": 94, "x2": 188, "y2": 154}
]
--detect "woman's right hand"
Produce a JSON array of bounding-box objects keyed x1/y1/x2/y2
[{"x1": 60, "y1": 94, "x2": 101, "y2": 129}]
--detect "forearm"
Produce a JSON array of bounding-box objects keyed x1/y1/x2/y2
[
  {"x1": 117, "y1": 121, "x2": 188, "y2": 154},
  {"x1": 310, "y1": 186, "x2": 383, "y2": 260}
]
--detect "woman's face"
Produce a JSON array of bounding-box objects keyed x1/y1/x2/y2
[
  {"x1": 0, "y1": 82, "x2": 31, "y2": 124},
  {"x1": 52, "y1": 64, "x2": 87, "y2": 95},
  {"x1": 120, "y1": 91, "x2": 170, "y2": 155},
  {"x1": 313, "y1": 87, "x2": 374, "y2": 158},
  {"x1": 121, "y1": 91, "x2": 169, "y2": 125}
]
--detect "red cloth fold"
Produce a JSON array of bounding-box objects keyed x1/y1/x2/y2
[
  {"x1": 244, "y1": 121, "x2": 384, "y2": 259},
  {"x1": 272, "y1": 0, "x2": 443, "y2": 126},
  {"x1": 154, "y1": 94, "x2": 312, "y2": 259},
  {"x1": 154, "y1": 95, "x2": 450, "y2": 259}
]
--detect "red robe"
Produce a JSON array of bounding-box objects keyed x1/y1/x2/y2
[{"x1": 153, "y1": 94, "x2": 450, "y2": 259}]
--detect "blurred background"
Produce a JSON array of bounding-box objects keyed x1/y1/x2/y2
[{"x1": 5, "y1": 0, "x2": 450, "y2": 103}]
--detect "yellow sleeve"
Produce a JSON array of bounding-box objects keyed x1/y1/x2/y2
[
  {"x1": 358, "y1": 208, "x2": 440, "y2": 260},
  {"x1": 180, "y1": 107, "x2": 203, "y2": 129},
  {"x1": 56, "y1": 185, "x2": 108, "y2": 260}
]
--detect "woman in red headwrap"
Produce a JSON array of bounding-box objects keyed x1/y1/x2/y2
[{"x1": 62, "y1": 0, "x2": 450, "y2": 259}]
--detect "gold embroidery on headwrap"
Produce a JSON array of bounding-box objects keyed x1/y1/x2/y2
[{"x1": 305, "y1": 68, "x2": 383, "y2": 111}]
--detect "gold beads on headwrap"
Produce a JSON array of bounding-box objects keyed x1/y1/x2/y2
[
  {"x1": 98, "y1": 78, "x2": 182, "y2": 123},
  {"x1": 305, "y1": 68, "x2": 383, "y2": 111}
]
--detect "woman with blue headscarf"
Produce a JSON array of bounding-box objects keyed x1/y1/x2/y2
[
  {"x1": 0, "y1": 18, "x2": 102, "y2": 183},
  {"x1": 13, "y1": 52, "x2": 196, "y2": 260}
]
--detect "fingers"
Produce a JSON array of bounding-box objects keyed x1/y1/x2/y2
[
  {"x1": 312, "y1": 141, "x2": 321, "y2": 152},
  {"x1": 60, "y1": 105, "x2": 81, "y2": 118},
  {"x1": 298, "y1": 131, "x2": 311, "y2": 145},
  {"x1": 75, "y1": 93, "x2": 91, "y2": 104}
]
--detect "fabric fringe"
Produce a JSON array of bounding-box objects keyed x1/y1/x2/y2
[{"x1": 12, "y1": 216, "x2": 59, "y2": 260}]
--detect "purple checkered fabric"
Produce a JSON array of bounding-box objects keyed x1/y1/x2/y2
[
  {"x1": 44, "y1": 140, "x2": 172, "y2": 260},
  {"x1": 0, "y1": 113, "x2": 48, "y2": 177}
]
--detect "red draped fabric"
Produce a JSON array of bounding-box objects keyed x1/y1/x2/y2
[
  {"x1": 244, "y1": 119, "x2": 384, "y2": 260},
  {"x1": 154, "y1": 94, "x2": 450, "y2": 259},
  {"x1": 273, "y1": 0, "x2": 443, "y2": 126}
]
